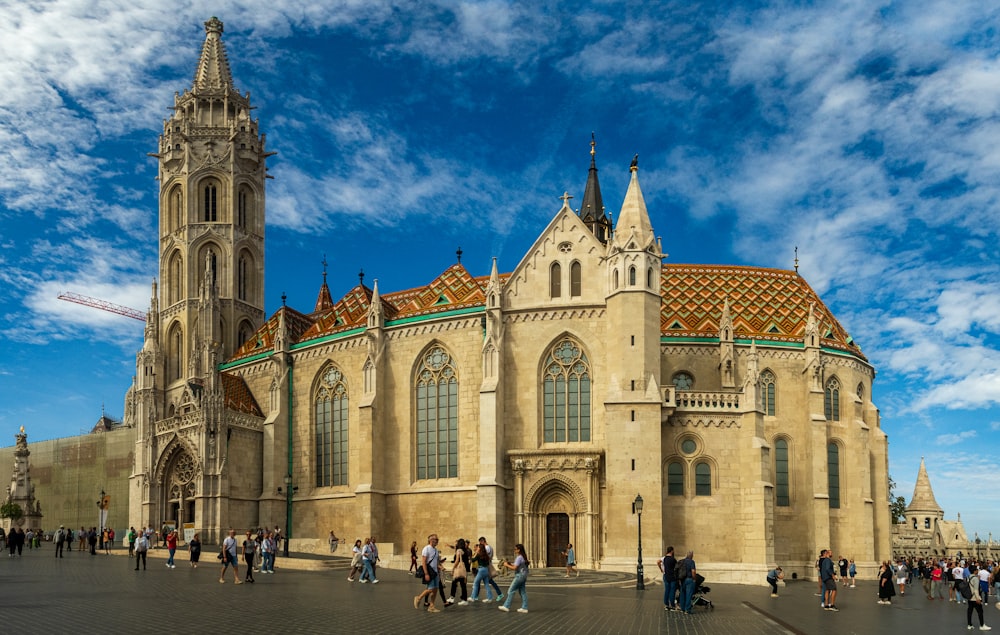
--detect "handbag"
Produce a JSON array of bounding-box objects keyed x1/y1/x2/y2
[{"x1": 415, "y1": 565, "x2": 424, "y2": 579}]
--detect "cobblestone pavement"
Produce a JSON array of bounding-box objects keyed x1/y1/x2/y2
[{"x1": 1, "y1": 547, "x2": 993, "y2": 634}]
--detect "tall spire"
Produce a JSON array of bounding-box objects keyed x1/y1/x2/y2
[
  {"x1": 193, "y1": 17, "x2": 235, "y2": 93},
  {"x1": 612, "y1": 155, "x2": 655, "y2": 250},
  {"x1": 579, "y1": 133, "x2": 611, "y2": 244},
  {"x1": 314, "y1": 255, "x2": 333, "y2": 313},
  {"x1": 905, "y1": 457, "x2": 943, "y2": 514}
]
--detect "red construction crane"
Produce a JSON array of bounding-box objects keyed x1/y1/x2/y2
[{"x1": 58, "y1": 292, "x2": 147, "y2": 321}]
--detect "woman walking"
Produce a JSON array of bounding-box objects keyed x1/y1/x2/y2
[
  {"x1": 469, "y1": 541, "x2": 495, "y2": 602},
  {"x1": 348, "y1": 539, "x2": 363, "y2": 582},
  {"x1": 446, "y1": 538, "x2": 470, "y2": 606},
  {"x1": 966, "y1": 564, "x2": 991, "y2": 631},
  {"x1": 188, "y1": 533, "x2": 201, "y2": 568},
  {"x1": 243, "y1": 531, "x2": 257, "y2": 583},
  {"x1": 497, "y1": 544, "x2": 529, "y2": 613},
  {"x1": 878, "y1": 561, "x2": 895, "y2": 605}
]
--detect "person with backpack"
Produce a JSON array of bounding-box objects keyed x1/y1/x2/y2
[
  {"x1": 964, "y1": 564, "x2": 991, "y2": 630},
  {"x1": 657, "y1": 546, "x2": 679, "y2": 610}
]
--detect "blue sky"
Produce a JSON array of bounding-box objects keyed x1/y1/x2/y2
[{"x1": 2, "y1": 1, "x2": 1000, "y2": 541}]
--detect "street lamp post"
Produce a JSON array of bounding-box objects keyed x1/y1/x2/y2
[
  {"x1": 96, "y1": 489, "x2": 106, "y2": 550},
  {"x1": 634, "y1": 493, "x2": 645, "y2": 590},
  {"x1": 277, "y1": 474, "x2": 296, "y2": 558}
]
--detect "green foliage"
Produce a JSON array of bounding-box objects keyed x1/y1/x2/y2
[
  {"x1": 888, "y1": 475, "x2": 907, "y2": 523},
  {"x1": 0, "y1": 502, "x2": 23, "y2": 521}
]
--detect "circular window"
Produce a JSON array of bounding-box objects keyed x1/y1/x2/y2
[
  {"x1": 681, "y1": 439, "x2": 697, "y2": 455},
  {"x1": 672, "y1": 372, "x2": 694, "y2": 390}
]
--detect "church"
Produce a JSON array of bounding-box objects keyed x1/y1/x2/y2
[{"x1": 120, "y1": 17, "x2": 892, "y2": 582}]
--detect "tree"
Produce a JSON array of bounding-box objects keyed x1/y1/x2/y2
[
  {"x1": 0, "y1": 502, "x2": 23, "y2": 522},
  {"x1": 888, "y1": 476, "x2": 907, "y2": 523}
]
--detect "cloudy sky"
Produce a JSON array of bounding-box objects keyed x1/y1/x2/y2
[{"x1": 2, "y1": 1, "x2": 999, "y2": 541}]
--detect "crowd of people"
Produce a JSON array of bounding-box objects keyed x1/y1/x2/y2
[{"x1": 401, "y1": 534, "x2": 527, "y2": 614}]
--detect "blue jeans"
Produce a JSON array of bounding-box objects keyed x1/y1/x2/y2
[
  {"x1": 663, "y1": 578, "x2": 678, "y2": 607},
  {"x1": 362, "y1": 559, "x2": 375, "y2": 580},
  {"x1": 502, "y1": 571, "x2": 528, "y2": 610},
  {"x1": 167, "y1": 548, "x2": 175, "y2": 566},
  {"x1": 470, "y1": 566, "x2": 494, "y2": 600},
  {"x1": 261, "y1": 552, "x2": 274, "y2": 572},
  {"x1": 680, "y1": 577, "x2": 695, "y2": 612}
]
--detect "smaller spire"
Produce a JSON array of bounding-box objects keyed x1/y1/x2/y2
[
  {"x1": 612, "y1": 156, "x2": 655, "y2": 250},
  {"x1": 193, "y1": 17, "x2": 236, "y2": 93},
  {"x1": 456, "y1": 247, "x2": 463, "y2": 264},
  {"x1": 281, "y1": 292, "x2": 287, "y2": 307},
  {"x1": 794, "y1": 246, "x2": 799, "y2": 273},
  {"x1": 905, "y1": 457, "x2": 943, "y2": 515},
  {"x1": 579, "y1": 134, "x2": 610, "y2": 243},
  {"x1": 358, "y1": 269, "x2": 365, "y2": 287},
  {"x1": 313, "y1": 255, "x2": 334, "y2": 313}
]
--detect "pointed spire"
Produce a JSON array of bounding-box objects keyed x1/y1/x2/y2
[
  {"x1": 314, "y1": 255, "x2": 333, "y2": 313},
  {"x1": 367, "y1": 279, "x2": 384, "y2": 328},
  {"x1": 720, "y1": 297, "x2": 733, "y2": 342},
  {"x1": 906, "y1": 457, "x2": 943, "y2": 514},
  {"x1": 612, "y1": 156, "x2": 655, "y2": 250},
  {"x1": 579, "y1": 134, "x2": 611, "y2": 243},
  {"x1": 192, "y1": 17, "x2": 235, "y2": 93}
]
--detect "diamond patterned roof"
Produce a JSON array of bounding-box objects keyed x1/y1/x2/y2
[
  {"x1": 225, "y1": 263, "x2": 861, "y2": 362},
  {"x1": 661, "y1": 264, "x2": 862, "y2": 358},
  {"x1": 221, "y1": 372, "x2": 263, "y2": 416},
  {"x1": 229, "y1": 306, "x2": 315, "y2": 361}
]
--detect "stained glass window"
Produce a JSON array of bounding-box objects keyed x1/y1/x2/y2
[
  {"x1": 315, "y1": 366, "x2": 348, "y2": 487},
  {"x1": 543, "y1": 338, "x2": 591, "y2": 443},
  {"x1": 416, "y1": 347, "x2": 458, "y2": 479},
  {"x1": 775, "y1": 438, "x2": 789, "y2": 506}
]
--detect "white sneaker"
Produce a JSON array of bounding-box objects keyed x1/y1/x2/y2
[
  {"x1": 372, "y1": 579, "x2": 379, "y2": 584},
  {"x1": 517, "y1": 608, "x2": 529, "y2": 613},
  {"x1": 360, "y1": 579, "x2": 368, "y2": 583},
  {"x1": 482, "y1": 599, "x2": 492, "y2": 604},
  {"x1": 498, "y1": 606, "x2": 509, "y2": 612},
  {"x1": 981, "y1": 626, "x2": 992, "y2": 631},
  {"x1": 458, "y1": 601, "x2": 468, "y2": 606}
]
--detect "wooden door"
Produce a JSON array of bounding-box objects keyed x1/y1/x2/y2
[{"x1": 546, "y1": 513, "x2": 569, "y2": 567}]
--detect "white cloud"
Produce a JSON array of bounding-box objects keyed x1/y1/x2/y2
[{"x1": 935, "y1": 430, "x2": 978, "y2": 446}]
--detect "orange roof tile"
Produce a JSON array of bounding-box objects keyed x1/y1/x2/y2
[
  {"x1": 229, "y1": 306, "x2": 315, "y2": 361},
  {"x1": 220, "y1": 372, "x2": 263, "y2": 416}
]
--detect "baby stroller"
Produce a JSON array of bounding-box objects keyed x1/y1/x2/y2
[{"x1": 691, "y1": 573, "x2": 714, "y2": 610}]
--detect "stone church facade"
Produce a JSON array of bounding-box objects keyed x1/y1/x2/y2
[{"x1": 120, "y1": 17, "x2": 892, "y2": 582}]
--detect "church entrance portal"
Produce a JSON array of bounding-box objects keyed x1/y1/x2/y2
[{"x1": 546, "y1": 513, "x2": 569, "y2": 567}]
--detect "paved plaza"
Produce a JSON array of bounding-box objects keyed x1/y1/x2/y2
[{"x1": 1, "y1": 545, "x2": 994, "y2": 634}]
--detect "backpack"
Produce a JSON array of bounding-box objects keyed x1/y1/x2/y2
[
  {"x1": 958, "y1": 579, "x2": 973, "y2": 600},
  {"x1": 675, "y1": 559, "x2": 688, "y2": 580}
]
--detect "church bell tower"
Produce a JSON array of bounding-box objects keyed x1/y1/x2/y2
[{"x1": 153, "y1": 16, "x2": 269, "y2": 392}]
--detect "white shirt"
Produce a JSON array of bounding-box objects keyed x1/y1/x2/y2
[
  {"x1": 953, "y1": 567, "x2": 965, "y2": 580},
  {"x1": 421, "y1": 544, "x2": 439, "y2": 571}
]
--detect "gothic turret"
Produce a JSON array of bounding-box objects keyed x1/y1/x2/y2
[
  {"x1": 579, "y1": 135, "x2": 612, "y2": 244},
  {"x1": 906, "y1": 457, "x2": 944, "y2": 516}
]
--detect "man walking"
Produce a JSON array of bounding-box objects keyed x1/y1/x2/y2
[
  {"x1": 54, "y1": 525, "x2": 65, "y2": 558},
  {"x1": 820, "y1": 549, "x2": 839, "y2": 611},
  {"x1": 219, "y1": 529, "x2": 243, "y2": 584},
  {"x1": 414, "y1": 534, "x2": 442, "y2": 612}
]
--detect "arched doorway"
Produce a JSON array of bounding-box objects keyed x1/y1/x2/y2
[
  {"x1": 546, "y1": 513, "x2": 569, "y2": 566},
  {"x1": 161, "y1": 449, "x2": 198, "y2": 535}
]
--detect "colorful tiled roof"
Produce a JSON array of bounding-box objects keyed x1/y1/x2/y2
[
  {"x1": 661, "y1": 264, "x2": 862, "y2": 358},
  {"x1": 220, "y1": 372, "x2": 263, "y2": 416},
  {"x1": 229, "y1": 306, "x2": 315, "y2": 361},
  {"x1": 224, "y1": 262, "x2": 861, "y2": 363}
]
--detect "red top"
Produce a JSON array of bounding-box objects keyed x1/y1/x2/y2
[{"x1": 166, "y1": 533, "x2": 177, "y2": 549}]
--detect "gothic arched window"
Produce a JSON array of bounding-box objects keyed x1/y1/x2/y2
[
  {"x1": 167, "y1": 324, "x2": 183, "y2": 383},
  {"x1": 238, "y1": 254, "x2": 249, "y2": 301},
  {"x1": 167, "y1": 252, "x2": 183, "y2": 306},
  {"x1": 628, "y1": 265, "x2": 636, "y2": 286},
  {"x1": 203, "y1": 182, "x2": 218, "y2": 222},
  {"x1": 415, "y1": 346, "x2": 458, "y2": 479},
  {"x1": 695, "y1": 462, "x2": 712, "y2": 496},
  {"x1": 827, "y1": 442, "x2": 840, "y2": 508},
  {"x1": 775, "y1": 438, "x2": 789, "y2": 506},
  {"x1": 542, "y1": 338, "x2": 591, "y2": 443},
  {"x1": 315, "y1": 366, "x2": 348, "y2": 487},
  {"x1": 237, "y1": 188, "x2": 248, "y2": 229},
  {"x1": 667, "y1": 461, "x2": 684, "y2": 496},
  {"x1": 570, "y1": 261, "x2": 581, "y2": 297},
  {"x1": 824, "y1": 377, "x2": 841, "y2": 421},
  {"x1": 550, "y1": 262, "x2": 562, "y2": 298},
  {"x1": 761, "y1": 369, "x2": 776, "y2": 416}
]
